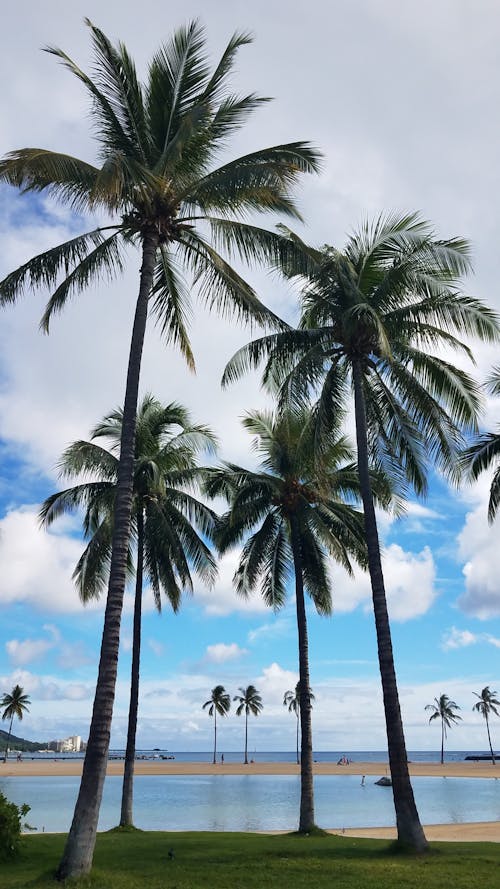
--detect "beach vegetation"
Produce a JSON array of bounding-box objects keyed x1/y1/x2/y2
[
  {"x1": 206, "y1": 407, "x2": 380, "y2": 832},
  {"x1": 40, "y1": 395, "x2": 217, "y2": 828},
  {"x1": 472, "y1": 686, "x2": 500, "y2": 764},
  {"x1": 2, "y1": 830, "x2": 500, "y2": 888},
  {"x1": 203, "y1": 685, "x2": 231, "y2": 764},
  {"x1": 0, "y1": 19, "x2": 319, "y2": 879},
  {"x1": 0, "y1": 792, "x2": 31, "y2": 861},
  {"x1": 283, "y1": 683, "x2": 315, "y2": 765},
  {"x1": 233, "y1": 685, "x2": 263, "y2": 764},
  {"x1": 425, "y1": 694, "x2": 462, "y2": 764},
  {"x1": 222, "y1": 211, "x2": 500, "y2": 851},
  {"x1": 1, "y1": 686, "x2": 31, "y2": 763}
]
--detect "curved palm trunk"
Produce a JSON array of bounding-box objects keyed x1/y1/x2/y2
[
  {"x1": 3, "y1": 714, "x2": 14, "y2": 762},
  {"x1": 57, "y1": 231, "x2": 159, "y2": 880},
  {"x1": 352, "y1": 360, "x2": 428, "y2": 852},
  {"x1": 213, "y1": 711, "x2": 217, "y2": 764},
  {"x1": 485, "y1": 715, "x2": 496, "y2": 765},
  {"x1": 244, "y1": 711, "x2": 248, "y2": 764},
  {"x1": 441, "y1": 720, "x2": 445, "y2": 765},
  {"x1": 290, "y1": 515, "x2": 315, "y2": 832},
  {"x1": 120, "y1": 508, "x2": 144, "y2": 826}
]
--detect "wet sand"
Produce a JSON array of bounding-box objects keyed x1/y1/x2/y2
[{"x1": 2, "y1": 758, "x2": 499, "y2": 841}]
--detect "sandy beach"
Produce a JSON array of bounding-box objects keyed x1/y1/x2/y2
[
  {"x1": 2, "y1": 758, "x2": 499, "y2": 841},
  {"x1": 2, "y1": 757, "x2": 498, "y2": 780}
]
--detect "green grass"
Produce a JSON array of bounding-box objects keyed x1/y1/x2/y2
[{"x1": 2, "y1": 830, "x2": 500, "y2": 888}]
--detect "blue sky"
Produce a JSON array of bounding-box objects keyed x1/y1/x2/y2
[{"x1": 1, "y1": 0, "x2": 500, "y2": 754}]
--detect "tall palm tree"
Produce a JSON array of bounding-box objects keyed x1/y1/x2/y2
[
  {"x1": 0, "y1": 21, "x2": 319, "y2": 879},
  {"x1": 461, "y1": 368, "x2": 500, "y2": 522},
  {"x1": 206, "y1": 407, "x2": 382, "y2": 832},
  {"x1": 1, "y1": 686, "x2": 31, "y2": 762},
  {"x1": 223, "y1": 212, "x2": 499, "y2": 850},
  {"x1": 425, "y1": 694, "x2": 461, "y2": 764},
  {"x1": 233, "y1": 685, "x2": 263, "y2": 764},
  {"x1": 283, "y1": 682, "x2": 315, "y2": 765},
  {"x1": 472, "y1": 687, "x2": 500, "y2": 764},
  {"x1": 39, "y1": 395, "x2": 217, "y2": 827},
  {"x1": 203, "y1": 685, "x2": 231, "y2": 763}
]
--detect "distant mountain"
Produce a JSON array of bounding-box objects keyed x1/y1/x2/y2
[{"x1": 0, "y1": 728, "x2": 46, "y2": 752}]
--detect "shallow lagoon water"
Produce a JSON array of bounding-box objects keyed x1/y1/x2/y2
[{"x1": 3, "y1": 774, "x2": 500, "y2": 833}]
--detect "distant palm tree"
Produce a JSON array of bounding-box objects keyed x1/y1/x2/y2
[
  {"x1": 283, "y1": 683, "x2": 315, "y2": 765},
  {"x1": 203, "y1": 686, "x2": 231, "y2": 764},
  {"x1": 40, "y1": 395, "x2": 217, "y2": 827},
  {"x1": 234, "y1": 685, "x2": 263, "y2": 764},
  {"x1": 472, "y1": 687, "x2": 500, "y2": 764},
  {"x1": 425, "y1": 694, "x2": 461, "y2": 764},
  {"x1": 1, "y1": 686, "x2": 31, "y2": 762}
]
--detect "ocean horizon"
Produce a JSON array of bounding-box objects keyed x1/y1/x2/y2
[{"x1": 9, "y1": 749, "x2": 497, "y2": 763}]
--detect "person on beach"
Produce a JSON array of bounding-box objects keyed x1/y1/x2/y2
[{"x1": 221, "y1": 753, "x2": 224, "y2": 765}]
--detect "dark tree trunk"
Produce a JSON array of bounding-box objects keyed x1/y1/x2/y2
[
  {"x1": 296, "y1": 713, "x2": 300, "y2": 766},
  {"x1": 441, "y1": 720, "x2": 444, "y2": 765},
  {"x1": 486, "y1": 715, "x2": 496, "y2": 764},
  {"x1": 290, "y1": 515, "x2": 315, "y2": 832},
  {"x1": 213, "y1": 710, "x2": 217, "y2": 765},
  {"x1": 244, "y1": 711, "x2": 248, "y2": 764},
  {"x1": 57, "y1": 231, "x2": 159, "y2": 880},
  {"x1": 120, "y1": 507, "x2": 144, "y2": 826},
  {"x1": 3, "y1": 714, "x2": 14, "y2": 762},
  {"x1": 352, "y1": 360, "x2": 428, "y2": 852}
]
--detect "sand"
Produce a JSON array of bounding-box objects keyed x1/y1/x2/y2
[{"x1": 2, "y1": 758, "x2": 499, "y2": 842}]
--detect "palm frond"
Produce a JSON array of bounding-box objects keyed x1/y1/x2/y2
[
  {"x1": 39, "y1": 231, "x2": 123, "y2": 332},
  {"x1": 0, "y1": 149, "x2": 99, "y2": 212}
]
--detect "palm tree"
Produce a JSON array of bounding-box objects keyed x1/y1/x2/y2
[
  {"x1": 1, "y1": 686, "x2": 31, "y2": 762},
  {"x1": 472, "y1": 687, "x2": 500, "y2": 764},
  {"x1": 203, "y1": 685, "x2": 231, "y2": 763},
  {"x1": 0, "y1": 22, "x2": 319, "y2": 879},
  {"x1": 206, "y1": 407, "x2": 381, "y2": 832},
  {"x1": 223, "y1": 212, "x2": 499, "y2": 850},
  {"x1": 283, "y1": 682, "x2": 315, "y2": 765},
  {"x1": 233, "y1": 685, "x2": 263, "y2": 764},
  {"x1": 40, "y1": 395, "x2": 217, "y2": 827},
  {"x1": 425, "y1": 694, "x2": 461, "y2": 764}
]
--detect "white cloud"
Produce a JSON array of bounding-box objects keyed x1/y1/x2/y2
[
  {"x1": 0, "y1": 506, "x2": 94, "y2": 613},
  {"x1": 6, "y1": 637, "x2": 54, "y2": 666},
  {"x1": 442, "y1": 626, "x2": 500, "y2": 651},
  {"x1": 329, "y1": 544, "x2": 437, "y2": 621},
  {"x1": 204, "y1": 643, "x2": 247, "y2": 664},
  {"x1": 247, "y1": 618, "x2": 293, "y2": 644},
  {"x1": 457, "y1": 502, "x2": 500, "y2": 618}
]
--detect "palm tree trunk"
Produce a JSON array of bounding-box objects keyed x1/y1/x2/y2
[
  {"x1": 352, "y1": 360, "x2": 428, "y2": 852},
  {"x1": 3, "y1": 714, "x2": 14, "y2": 762},
  {"x1": 213, "y1": 711, "x2": 217, "y2": 765},
  {"x1": 120, "y1": 507, "x2": 144, "y2": 826},
  {"x1": 244, "y1": 712, "x2": 248, "y2": 765},
  {"x1": 485, "y1": 715, "x2": 496, "y2": 765},
  {"x1": 296, "y1": 713, "x2": 300, "y2": 766},
  {"x1": 290, "y1": 515, "x2": 315, "y2": 832},
  {"x1": 441, "y1": 720, "x2": 444, "y2": 765},
  {"x1": 57, "y1": 231, "x2": 159, "y2": 881}
]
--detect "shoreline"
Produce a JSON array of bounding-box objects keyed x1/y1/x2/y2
[{"x1": 2, "y1": 758, "x2": 499, "y2": 779}]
